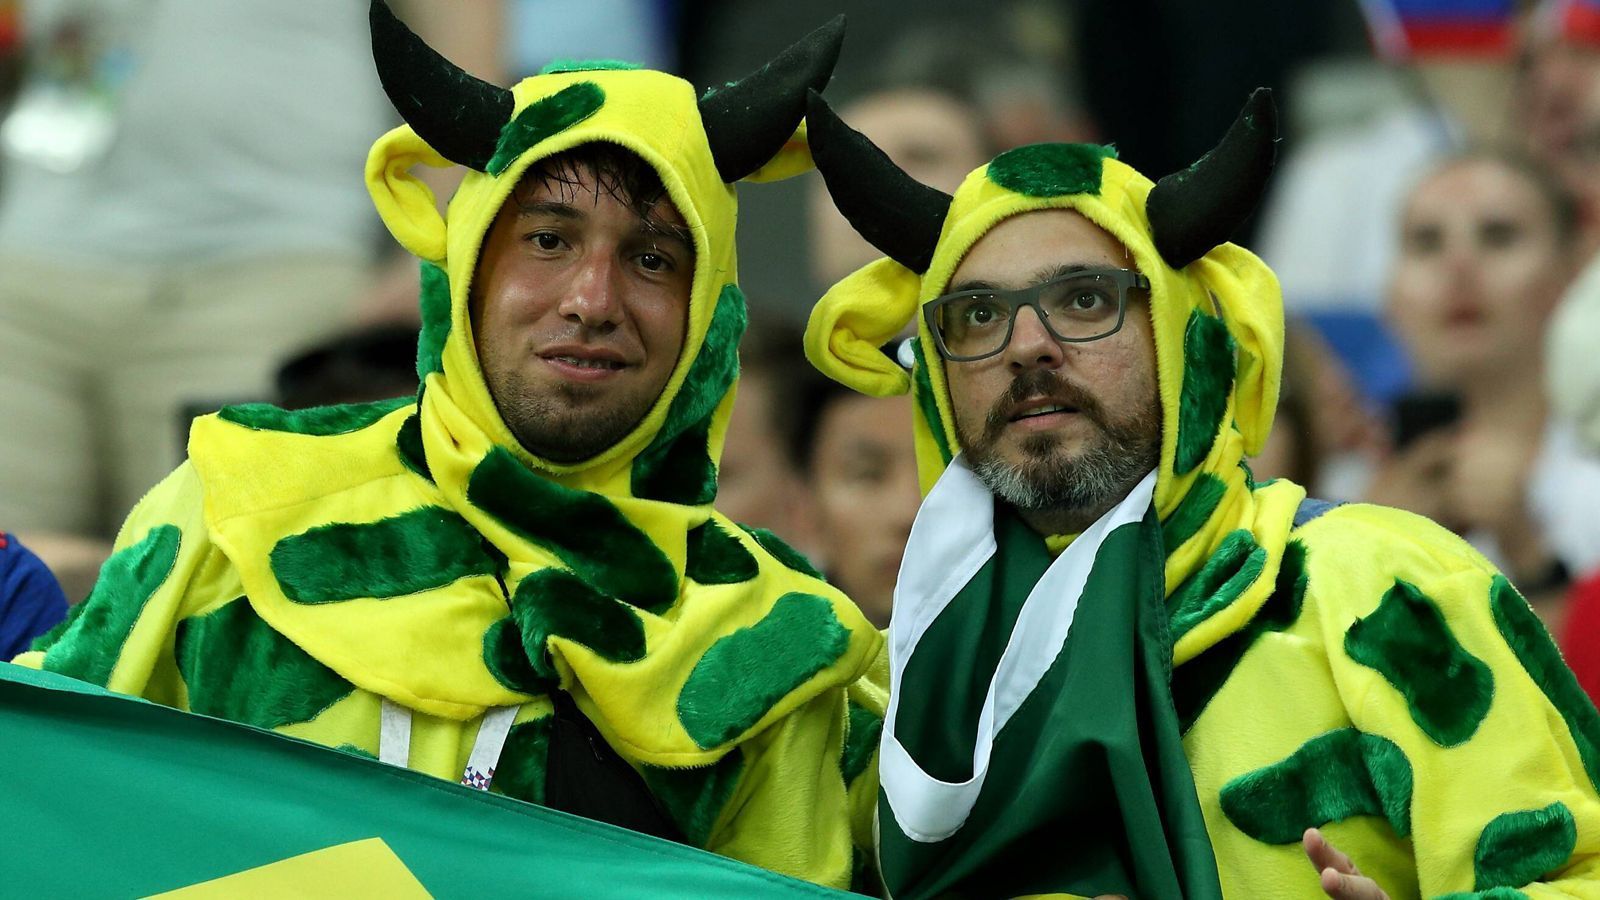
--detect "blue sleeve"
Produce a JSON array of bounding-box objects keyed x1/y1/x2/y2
[{"x1": 0, "y1": 534, "x2": 71, "y2": 661}]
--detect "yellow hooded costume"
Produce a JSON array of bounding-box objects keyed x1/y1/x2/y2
[
  {"x1": 804, "y1": 88, "x2": 1600, "y2": 897},
  {"x1": 18, "y1": 4, "x2": 885, "y2": 889}
]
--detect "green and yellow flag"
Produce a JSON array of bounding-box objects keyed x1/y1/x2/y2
[{"x1": 0, "y1": 663, "x2": 853, "y2": 899}]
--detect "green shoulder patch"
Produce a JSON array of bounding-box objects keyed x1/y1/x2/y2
[
  {"x1": 484, "y1": 616, "x2": 545, "y2": 693},
  {"x1": 677, "y1": 592, "x2": 850, "y2": 749},
  {"x1": 1474, "y1": 803, "x2": 1577, "y2": 891},
  {"x1": 1162, "y1": 472, "x2": 1228, "y2": 556},
  {"x1": 508, "y1": 569, "x2": 647, "y2": 680},
  {"x1": 1174, "y1": 308, "x2": 1235, "y2": 475},
  {"x1": 842, "y1": 699, "x2": 884, "y2": 785},
  {"x1": 488, "y1": 82, "x2": 606, "y2": 176},
  {"x1": 217, "y1": 396, "x2": 412, "y2": 436},
  {"x1": 395, "y1": 412, "x2": 432, "y2": 482},
  {"x1": 1167, "y1": 528, "x2": 1267, "y2": 644},
  {"x1": 1219, "y1": 727, "x2": 1413, "y2": 844},
  {"x1": 469, "y1": 446, "x2": 679, "y2": 613},
  {"x1": 269, "y1": 506, "x2": 499, "y2": 604},
  {"x1": 1345, "y1": 579, "x2": 1493, "y2": 747},
  {"x1": 175, "y1": 596, "x2": 355, "y2": 730},
  {"x1": 986, "y1": 143, "x2": 1116, "y2": 198},
  {"x1": 1490, "y1": 575, "x2": 1600, "y2": 793},
  {"x1": 685, "y1": 519, "x2": 760, "y2": 585},
  {"x1": 44, "y1": 524, "x2": 182, "y2": 686}
]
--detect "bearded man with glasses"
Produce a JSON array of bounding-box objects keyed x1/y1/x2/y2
[{"x1": 803, "y1": 87, "x2": 1600, "y2": 900}]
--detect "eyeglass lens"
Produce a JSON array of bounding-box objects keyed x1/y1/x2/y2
[{"x1": 936, "y1": 272, "x2": 1123, "y2": 359}]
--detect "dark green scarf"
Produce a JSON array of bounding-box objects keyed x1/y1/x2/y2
[{"x1": 879, "y1": 493, "x2": 1222, "y2": 899}]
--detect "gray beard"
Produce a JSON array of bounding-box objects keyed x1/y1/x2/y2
[{"x1": 958, "y1": 369, "x2": 1161, "y2": 526}]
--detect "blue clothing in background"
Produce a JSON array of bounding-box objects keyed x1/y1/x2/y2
[{"x1": 0, "y1": 532, "x2": 69, "y2": 661}]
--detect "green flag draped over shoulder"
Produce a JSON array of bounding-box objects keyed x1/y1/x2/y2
[
  {"x1": 877, "y1": 465, "x2": 1222, "y2": 899},
  {"x1": 0, "y1": 663, "x2": 853, "y2": 899}
]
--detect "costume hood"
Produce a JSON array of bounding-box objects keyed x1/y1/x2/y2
[{"x1": 803, "y1": 89, "x2": 1307, "y2": 667}]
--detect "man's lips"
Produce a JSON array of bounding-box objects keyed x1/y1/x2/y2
[
  {"x1": 537, "y1": 345, "x2": 631, "y2": 381},
  {"x1": 1007, "y1": 397, "x2": 1081, "y2": 423}
]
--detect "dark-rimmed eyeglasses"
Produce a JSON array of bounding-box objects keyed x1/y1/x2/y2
[{"x1": 923, "y1": 267, "x2": 1150, "y2": 362}]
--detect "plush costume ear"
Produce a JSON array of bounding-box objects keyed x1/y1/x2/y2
[
  {"x1": 698, "y1": 16, "x2": 845, "y2": 183},
  {"x1": 365, "y1": 126, "x2": 452, "y2": 263},
  {"x1": 805, "y1": 257, "x2": 921, "y2": 397},
  {"x1": 1193, "y1": 243, "x2": 1284, "y2": 455},
  {"x1": 806, "y1": 90, "x2": 952, "y2": 274},
  {"x1": 740, "y1": 120, "x2": 816, "y2": 183},
  {"x1": 370, "y1": 0, "x2": 514, "y2": 172},
  {"x1": 1146, "y1": 88, "x2": 1278, "y2": 270}
]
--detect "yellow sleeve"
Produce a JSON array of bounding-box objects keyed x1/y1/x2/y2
[
  {"x1": 1315, "y1": 505, "x2": 1600, "y2": 898},
  {"x1": 14, "y1": 462, "x2": 241, "y2": 709}
]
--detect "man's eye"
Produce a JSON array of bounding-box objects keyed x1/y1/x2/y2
[
  {"x1": 638, "y1": 252, "x2": 671, "y2": 272},
  {"x1": 1071, "y1": 291, "x2": 1104, "y2": 310},
  {"x1": 529, "y1": 232, "x2": 563, "y2": 251},
  {"x1": 1480, "y1": 219, "x2": 1521, "y2": 249},
  {"x1": 963, "y1": 301, "x2": 1003, "y2": 325}
]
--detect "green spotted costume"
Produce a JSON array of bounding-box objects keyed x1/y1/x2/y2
[
  {"x1": 17, "y1": 4, "x2": 887, "y2": 890},
  {"x1": 803, "y1": 88, "x2": 1600, "y2": 897}
]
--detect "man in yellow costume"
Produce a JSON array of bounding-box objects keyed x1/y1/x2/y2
[
  {"x1": 804, "y1": 87, "x2": 1600, "y2": 899},
  {"x1": 15, "y1": 3, "x2": 886, "y2": 890}
]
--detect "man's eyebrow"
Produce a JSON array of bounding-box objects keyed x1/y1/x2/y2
[
  {"x1": 514, "y1": 201, "x2": 584, "y2": 221},
  {"x1": 947, "y1": 263, "x2": 1095, "y2": 295},
  {"x1": 637, "y1": 218, "x2": 695, "y2": 250}
]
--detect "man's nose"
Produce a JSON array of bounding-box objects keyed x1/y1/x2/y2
[
  {"x1": 558, "y1": 255, "x2": 624, "y2": 332},
  {"x1": 1002, "y1": 306, "x2": 1065, "y2": 370}
]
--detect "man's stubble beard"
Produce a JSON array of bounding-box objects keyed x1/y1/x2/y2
[
  {"x1": 958, "y1": 369, "x2": 1161, "y2": 530},
  {"x1": 489, "y1": 364, "x2": 653, "y2": 464}
]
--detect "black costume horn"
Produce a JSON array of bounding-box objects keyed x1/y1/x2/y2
[
  {"x1": 1146, "y1": 88, "x2": 1279, "y2": 270},
  {"x1": 805, "y1": 89, "x2": 953, "y2": 274},
  {"x1": 370, "y1": 0, "x2": 514, "y2": 172},
  {"x1": 699, "y1": 16, "x2": 847, "y2": 183}
]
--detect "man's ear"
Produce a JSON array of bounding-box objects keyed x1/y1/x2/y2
[
  {"x1": 365, "y1": 125, "x2": 454, "y2": 263},
  {"x1": 805, "y1": 257, "x2": 921, "y2": 397}
]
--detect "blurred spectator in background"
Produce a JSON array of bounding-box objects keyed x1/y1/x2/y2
[
  {"x1": 1369, "y1": 151, "x2": 1600, "y2": 626},
  {"x1": 274, "y1": 323, "x2": 420, "y2": 411},
  {"x1": 788, "y1": 366, "x2": 920, "y2": 628},
  {"x1": 1248, "y1": 321, "x2": 1385, "y2": 498},
  {"x1": 0, "y1": 1, "x2": 500, "y2": 568},
  {"x1": 0, "y1": 530, "x2": 66, "y2": 660},
  {"x1": 717, "y1": 324, "x2": 811, "y2": 540}
]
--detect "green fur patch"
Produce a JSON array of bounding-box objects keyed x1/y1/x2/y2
[
  {"x1": 640, "y1": 750, "x2": 746, "y2": 846},
  {"x1": 269, "y1": 506, "x2": 499, "y2": 604},
  {"x1": 1473, "y1": 803, "x2": 1577, "y2": 891},
  {"x1": 1345, "y1": 579, "x2": 1493, "y2": 747},
  {"x1": 43, "y1": 524, "x2": 181, "y2": 686},
  {"x1": 29, "y1": 600, "x2": 85, "y2": 653},
  {"x1": 842, "y1": 700, "x2": 884, "y2": 785},
  {"x1": 469, "y1": 446, "x2": 680, "y2": 613},
  {"x1": 1162, "y1": 473, "x2": 1228, "y2": 556},
  {"x1": 1175, "y1": 309, "x2": 1236, "y2": 475},
  {"x1": 985, "y1": 143, "x2": 1116, "y2": 198},
  {"x1": 685, "y1": 519, "x2": 760, "y2": 585},
  {"x1": 335, "y1": 743, "x2": 377, "y2": 760},
  {"x1": 738, "y1": 525, "x2": 826, "y2": 581},
  {"x1": 218, "y1": 396, "x2": 412, "y2": 436},
  {"x1": 507, "y1": 569, "x2": 647, "y2": 680},
  {"x1": 539, "y1": 58, "x2": 642, "y2": 74},
  {"x1": 1219, "y1": 727, "x2": 1413, "y2": 844},
  {"x1": 416, "y1": 261, "x2": 451, "y2": 379},
  {"x1": 492, "y1": 716, "x2": 554, "y2": 806},
  {"x1": 175, "y1": 597, "x2": 355, "y2": 730},
  {"x1": 1167, "y1": 528, "x2": 1267, "y2": 644},
  {"x1": 1490, "y1": 575, "x2": 1600, "y2": 791},
  {"x1": 1437, "y1": 890, "x2": 1531, "y2": 900},
  {"x1": 488, "y1": 82, "x2": 606, "y2": 176},
  {"x1": 911, "y1": 337, "x2": 953, "y2": 464},
  {"x1": 1173, "y1": 538, "x2": 1308, "y2": 732},
  {"x1": 632, "y1": 284, "x2": 748, "y2": 505},
  {"x1": 395, "y1": 412, "x2": 433, "y2": 482},
  {"x1": 484, "y1": 616, "x2": 545, "y2": 693},
  {"x1": 677, "y1": 592, "x2": 850, "y2": 749}
]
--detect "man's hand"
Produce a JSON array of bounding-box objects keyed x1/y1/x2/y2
[{"x1": 1304, "y1": 828, "x2": 1389, "y2": 899}]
